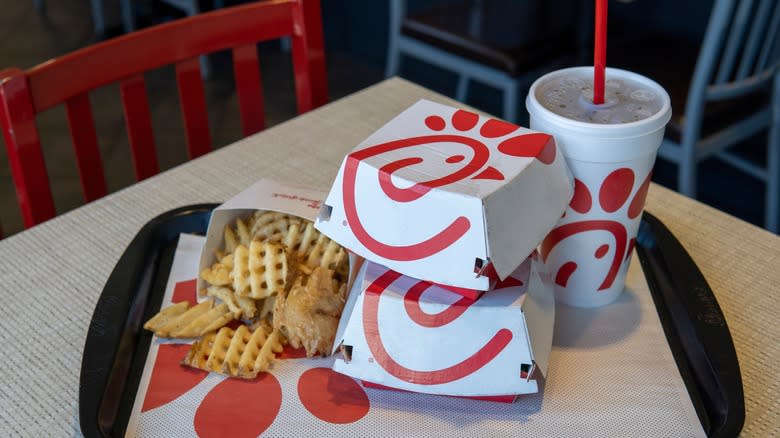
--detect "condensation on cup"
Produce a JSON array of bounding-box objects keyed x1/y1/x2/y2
[{"x1": 526, "y1": 67, "x2": 671, "y2": 308}]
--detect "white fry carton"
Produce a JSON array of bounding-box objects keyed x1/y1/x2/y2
[
  {"x1": 197, "y1": 179, "x2": 361, "y2": 294},
  {"x1": 331, "y1": 254, "x2": 555, "y2": 398},
  {"x1": 315, "y1": 99, "x2": 572, "y2": 290}
]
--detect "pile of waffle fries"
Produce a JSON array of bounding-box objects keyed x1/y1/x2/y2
[{"x1": 144, "y1": 211, "x2": 350, "y2": 379}]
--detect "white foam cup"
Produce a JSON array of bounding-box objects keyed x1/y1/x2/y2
[{"x1": 526, "y1": 66, "x2": 671, "y2": 308}]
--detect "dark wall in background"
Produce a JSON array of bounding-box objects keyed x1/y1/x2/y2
[
  {"x1": 610, "y1": 0, "x2": 713, "y2": 44},
  {"x1": 321, "y1": 1, "x2": 391, "y2": 66},
  {"x1": 319, "y1": 0, "x2": 715, "y2": 69}
]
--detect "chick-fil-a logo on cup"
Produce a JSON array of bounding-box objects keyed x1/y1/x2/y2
[
  {"x1": 341, "y1": 108, "x2": 557, "y2": 262},
  {"x1": 540, "y1": 160, "x2": 653, "y2": 307}
]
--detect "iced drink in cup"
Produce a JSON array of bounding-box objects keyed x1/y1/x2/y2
[{"x1": 526, "y1": 66, "x2": 671, "y2": 308}]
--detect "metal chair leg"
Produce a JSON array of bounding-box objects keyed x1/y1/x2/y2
[
  {"x1": 280, "y1": 36, "x2": 292, "y2": 52},
  {"x1": 766, "y1": 73, "x2": 780, "y2": 233},
  {"x1": 386, "y1": 47, "x2": 400, "y2": 77},
  {"x1": 183, "y1": 0, "x2": 211, "y2": 78},
  {"x1": 90, "y1": 0, "x2": 105, "y2": 37},
  {"x1": 456, "y1": 75, "x2": 469, "y2": 102},
  {"x1": 678, "y1": 137, "x2": 698, "y2": 198},
  {"x1": 503, "y1": 81, "x2": 519, "y2": 123},
  {"x1": 120, "y1": 0, "x2": 135, "y2": 33},
  {"x1": 199, "y1": 56, "x2": 211, "y2": 79},
  {"x1": 385, "y1": 0, "x2": 404, "y2": 78}
]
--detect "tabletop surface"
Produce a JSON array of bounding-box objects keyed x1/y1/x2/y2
[{"x1": 0, "y1": 78, "x2": 777, "y2": 437}]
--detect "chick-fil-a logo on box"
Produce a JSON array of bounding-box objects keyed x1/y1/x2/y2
[
  {"x1": 338, "y1": 100, "x2": 556, "y2": 263},
  {"x1": 334, "y1": 260, "x2": 544, "y2": 396},
  {"x1": 362, "y1": 269, "x2": 513, "y2": 385}
]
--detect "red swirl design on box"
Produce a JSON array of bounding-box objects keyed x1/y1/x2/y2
[
  {"x1": 540, "y1": 169, "x2": 652, "y2": 290},
  {"x1": 342, "y1": 110, "x2": 555, "y2": 261},
  {"x1": 403, "y1": 279, "x2": 475, "y2": 327},
  {"x1": 362, "y1": 269, "x2": 513, "y2": 385}
]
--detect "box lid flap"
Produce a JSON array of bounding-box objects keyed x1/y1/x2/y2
[
  {"x1": 521, "y1": 255, "x2": 556, "y2": 376},
  {"x1": 217, "y1": 179, "x2": 326, "y2": 221}
]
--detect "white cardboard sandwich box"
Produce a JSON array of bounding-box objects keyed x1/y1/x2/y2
[
  {"x1": 331, "y1": 254, "x2": 555, "y2": 399},
  {"x1": 315, "y1": 99, "x2": 573, "y2": 291}
]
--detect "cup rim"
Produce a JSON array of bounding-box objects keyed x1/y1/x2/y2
[{"x1": 526, "y1": 67, "x2": 672, "y2": 139}]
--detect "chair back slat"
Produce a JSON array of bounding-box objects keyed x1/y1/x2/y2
[
  {"x1": 736, "y1": 0, "x2": 774, "y2": 80},
  {"x1": 1, "y1": 0, "x2": 328, "y2": 234},
  {"x1": 120, "y1": 74, "x2": 160, "y2": 180},
  {"x1": 64, "y1": 93, "x2": 107, "y2": 202},
  {"x1": 175, "y1": 58, "x2": 212, "y2": 159},
  {"x1": 757, "y1": 2, "x2": 780, "y2": 72},
  {"x1": 25, "y1": 2, "x2": 295, "y2": 114},
  {"x1": 714, "y1": 0, "x2": 751, "y2": 84},
  {"x1": 0, "y1": 69, "x2": 56, "y2": 227},
  {"x1": 232, "y1": 44, "x2": 265, "y2": 136},
  {"x1": 290, "y1": 0, "x2": 328, "y2": 113}
]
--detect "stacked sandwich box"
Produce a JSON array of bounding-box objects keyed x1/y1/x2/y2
[{"x1": 315, "y1": 99, "x2": 573, "y2": 400}]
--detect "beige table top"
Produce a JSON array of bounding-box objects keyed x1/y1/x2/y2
[{"x1": 0, "y1": 78, "x2": 777, "y2": 436}]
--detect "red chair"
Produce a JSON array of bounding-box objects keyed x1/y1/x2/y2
[{"x1": 0, "y1": 0, "x2": 327, "y2": 235}]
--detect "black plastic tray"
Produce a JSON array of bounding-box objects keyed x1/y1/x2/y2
[
  {"x1": 79, "y1": 206, "x2": 744, "y2": 437},
  {"x1": 635, "y1": 214, "x2": 744, "y2": 437},
  {"x1": 79, "y1": 204, "x2": 217, "y2": 438}
]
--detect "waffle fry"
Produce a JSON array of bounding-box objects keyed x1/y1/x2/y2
[
  {"x1": 311, "y1": 240, "x2": 348, "y2": 273},
  {"x1": 231, "y1": 244, "x2": 251, "y2": 295},
  {"x1": 236, "y1": 217, "x2": 252, "y2": 246},
  {"x1": 145, "y1": 301, "x2": 209, "y2": 337},
  {"x1": 182, "y1": 331, "x2": 215, "y2": 370},
  {"x1": 253, "y1": 329, "x2": 283, "y2": 374},
  {"x1": 182, "y1": 325, "x2": 284, "y2": 378},
  {"x1": 235, "y1": 295, "x2": 257, "y2": 319},
  {"x1": 249, "y1": 315, "x2": 274, "y2": 335},
  {"x1": 283, "y1": 221, "x2": 318, "y2": 259},
  {"x1": 143, "y1": 302, "x2": 188, "y2": 332},
  {"x1": 200, "y1": 254, "x2": 233, "y2": 286},
  {"x1": 206, "y1": 325, "x2": 246, "y2": 375},
  {"x1": 205, "y1": 285, "x2": 257, "y2": 319},
  {"x1": 257, "y1": 295, "x2": 276, "y2": 320},
  {"x1": 221, "y1": 253, "x2": 234, "y2": 270},
  {"x1": 249, "y1": 240, "x2": 287, "y2": 299},
  {"x1": 302, "y1": 234, "x2": 330, "y2": 268},
  {"x1": 283, "y1": 221, "x2": 349, "y2": 279},
  {"x1": 172, "y1": 302, "x2": 234, "y2": 338},
  {"x1": 224, "y1": 224, "x2": 238, "y2": 254},
  {"x1": 145, "y1": 300, "x2": 234, "y2": 338},
  {"x1": 251, "y1": 211, "x2": 301, "y2": 243},
  {"x1": 231, "y1": 241, "x2": 288, "y2": 299}
]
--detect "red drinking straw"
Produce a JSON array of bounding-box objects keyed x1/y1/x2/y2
[{"x1": 593, "y1": 0, "x2": 608, "y2": 104}]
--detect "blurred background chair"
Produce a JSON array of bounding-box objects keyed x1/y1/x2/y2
[
  {"x1": 611, "y1": 0, "x2": 780, "y2": 232},
  {"x1": 35, "y1": 0, "x2": 224, "y2": 76},
  {"x1": 157, "y1": 0, "x2": 227, "y2": 76},
  {"x1": 34, "y1": 0, "x2": 136, "y2": 37},
  {"x1": 385, "y1": 0, "x2": 589, "y2": 123},
  {"x1": 1, "y1": 0, "x2": 327, "y2": 234}
]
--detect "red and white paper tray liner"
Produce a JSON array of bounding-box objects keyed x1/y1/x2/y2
[
  {"x1": 315, "y1": 99, "x2": 573, "y2": 291},
  {"x1": 126, "y1": 234, "x2": 705, "y2": 437}
]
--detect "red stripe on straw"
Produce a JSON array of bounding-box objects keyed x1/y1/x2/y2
[{"x1": 593, "y1": 0, "x2": 608, "y2": 104}]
